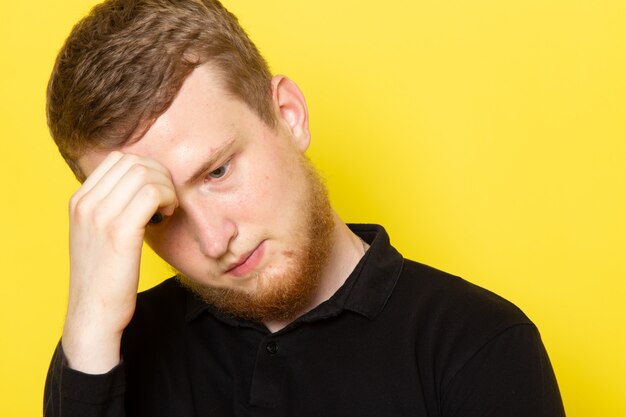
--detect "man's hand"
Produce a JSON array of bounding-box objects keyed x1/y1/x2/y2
[{"x1": 61, "y1": 151, "x2": 178, "y2": 374}]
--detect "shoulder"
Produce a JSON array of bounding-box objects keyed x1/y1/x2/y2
[
  {"x1": 389, "y1": 260, "x2": 537, "y2": 379},
  {"x1": 395, "y1": 259, "x2": 531, "y2": 331}
]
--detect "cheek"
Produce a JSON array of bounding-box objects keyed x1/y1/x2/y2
[
  {"x1": 226, "y1": 157, "x2": 288, "y2": 219},
  {"x1": 144, "y1": 221, "x2": 194, "y2": 265},
  {"x1": 248, "y1": 166, "x2": 302, "y2": 220}
]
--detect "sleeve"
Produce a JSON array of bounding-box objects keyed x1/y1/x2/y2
[
  {"x1": 441, "y1": 324, "x2": 566, "y2": 417},
  {"x1": 44, "y1": 341, "x2": 127, "y2": 417}
]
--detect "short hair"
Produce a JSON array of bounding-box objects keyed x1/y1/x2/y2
[{"x1": 47, "y1": 0, "x2": 274, "y2": 181}]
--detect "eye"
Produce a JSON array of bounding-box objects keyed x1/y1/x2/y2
[
  {"x1": 148, "y1": 212, "x2": 163, "y2": 225},
  {"x1": 207, "y1": 160, "x2": 231, "y2": 180}
]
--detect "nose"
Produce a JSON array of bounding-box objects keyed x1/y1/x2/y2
[{"x1": 182, "y1": 196, "x2": 237, "y2": 259}]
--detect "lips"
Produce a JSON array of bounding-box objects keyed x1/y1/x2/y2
[{"x1": 225, "y1": 241, "x2": 266, "y2": 277}]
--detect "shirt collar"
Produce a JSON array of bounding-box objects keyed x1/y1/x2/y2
[
  {"x1": 342, "y1": 224, "x2": 404, "y2": 318},
  {"x1": 184, "y1": 224, "x2": 404, "y2": 324}
]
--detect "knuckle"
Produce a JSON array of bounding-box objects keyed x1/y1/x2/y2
[
  {"x1": 128, "y1": 163, "x2": 150, "y2": 180},
  {"x1": 141, "y1": 183, "x2": 160, "y2": 201},
  {"x1": 69, "y1": 194, "x2": 80, "y2": 212},
  {"x1": 91, "y1": 206, "x2": 109, "y2": 228},
  {"x1": 107, "y1": 220, "x2": 126, "y2": 240},
  {"x1": 70, "y1": 196, "x2": 90, "y2": 220}
]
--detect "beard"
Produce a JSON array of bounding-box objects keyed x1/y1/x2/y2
[{"x1": 176, "y1": 154, "x2": 335, "y2": 323}]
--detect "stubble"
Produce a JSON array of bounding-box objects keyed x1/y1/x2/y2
[{"x1": 176, "y1": 155, "x2": 334, "y2": 322}]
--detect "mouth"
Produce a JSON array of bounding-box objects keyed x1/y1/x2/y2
[{"x1": 225, "y1": 240, "x2": 266, "y2": 277}]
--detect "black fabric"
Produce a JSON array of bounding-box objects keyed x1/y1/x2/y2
[{"x1": 44, "y1": 224, "x2": 565, "y2": 417}]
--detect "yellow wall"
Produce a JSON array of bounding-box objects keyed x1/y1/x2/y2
[{"x1": 1, "y1": 1, "x2": 624, "y2": 415}]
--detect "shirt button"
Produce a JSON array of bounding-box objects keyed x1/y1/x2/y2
[{"x1": 266, "y1": 341, "x2": 278, "y2": 355}]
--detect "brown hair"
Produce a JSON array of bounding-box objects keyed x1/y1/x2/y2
[{"x1": 47, "y1": 0, "x2": 274, "y2": 181}]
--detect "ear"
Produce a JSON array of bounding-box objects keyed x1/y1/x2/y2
[{"x1": 271, "y1": 75, "x2": 311, "y2": 152}]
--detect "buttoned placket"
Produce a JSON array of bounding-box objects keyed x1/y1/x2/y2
[{"x1": 249, "y1": 334, "x2": 286, "y2": 408}]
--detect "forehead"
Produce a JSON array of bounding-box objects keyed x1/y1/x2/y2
[{"x1": 79, "y1": 64, "x2": 256, "y2": 181}]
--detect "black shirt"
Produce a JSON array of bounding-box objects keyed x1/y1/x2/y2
[{"x1": 44, "y1": 224, "x2": 565, "y2": 416}]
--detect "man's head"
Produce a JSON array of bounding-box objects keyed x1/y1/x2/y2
[
  {"x1": 47, "y1": 0, "x2": 274, "y2": 181},
  {"x1": 51, "y1": 0, "x2": 337, "y2": 323},
  {"x1": 77, "y1": 62, "x2": 335, "y2": 323}
]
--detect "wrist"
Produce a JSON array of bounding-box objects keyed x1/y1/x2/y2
[{"x1": 62, "y1": 318, "x2": 123, "y2": 374}]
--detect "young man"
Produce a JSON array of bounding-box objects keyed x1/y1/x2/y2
[{"x1": 44, "y1": 1, "x2": 565, "y2": 416}]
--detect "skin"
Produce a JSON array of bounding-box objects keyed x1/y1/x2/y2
[{"x1": 63, "y1": 64, "x2": 366, "y2": 374}]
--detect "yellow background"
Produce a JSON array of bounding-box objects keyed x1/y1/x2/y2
[{"x1": 1, "y1": 0, "x2": 625, "y2": 415}]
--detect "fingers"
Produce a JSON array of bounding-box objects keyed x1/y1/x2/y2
[
  {"x1": 63, "y1": 151, "x2": 178, "y2": 374},
  {"x1": 112, "y1": 179, "x2": 177, "y2": 231},
  {"x1": 77, "y1": 151, "x2": 125, "y2": 195},
  {"x1": 71, "y1": 152, "x2": 178, "y2": 230}
]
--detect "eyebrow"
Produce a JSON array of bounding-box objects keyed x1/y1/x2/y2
[{"x1": 183, "y1": 136, "x2": 237, "y2": 186}]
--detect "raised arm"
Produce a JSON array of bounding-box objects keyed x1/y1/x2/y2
[{"x1": 44, "y1": 151, "x2": 177, "y2": 416}]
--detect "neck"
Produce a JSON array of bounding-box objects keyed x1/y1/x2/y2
[{"x1": 264, "y1": 214, "x2": 366, "y2": 333}]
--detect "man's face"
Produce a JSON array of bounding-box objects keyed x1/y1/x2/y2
[{"x1": 79, "y1": 64, "x2": 334, "y2": 322}]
